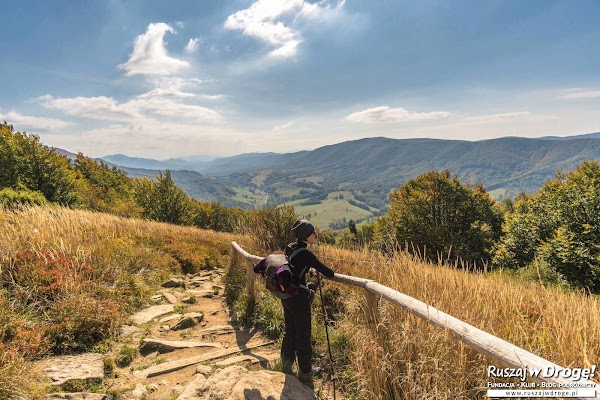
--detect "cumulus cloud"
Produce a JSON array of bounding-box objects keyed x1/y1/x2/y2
[
  {"x1": 185, "y1": 38, "x2": 201, "y2": 54},
  {"x1": 37, "y1": 91, "x2": 221, "y2": 124},
  {"x1": 0, "y1": 110, "x2": 72, "y2": 131},
  {"x1": 558, "y1": 88, "x2": 600, "y2": 99},
  {"x1": 224, "y1": 0, "x2": 344, "y2": 59},
  {"x1": 345, "y1": 106, "x2": 452, "y2": 124},
  {"x1": 273, "y1": 121, "x2": 294, "y2": 131},
  {"x1": 37, "y1": 95, "x2": 141, "y2": 121},
  {"x1": 119, "y1": 23, "x2": 190, "y2": 76},
  {"x1": 465, "y1": 111, "x2": 531, "y2": 123}
]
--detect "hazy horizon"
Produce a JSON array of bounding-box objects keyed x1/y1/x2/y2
[{"x1": 1, "y1": 1, "x2": 599, "y2": 158}]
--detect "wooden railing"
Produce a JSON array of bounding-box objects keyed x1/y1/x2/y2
[{"x1": 231, "y1": 241, "x2": 599, "y2": 399}]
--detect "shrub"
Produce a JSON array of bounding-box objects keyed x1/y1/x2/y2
[
  {"x1": 243, "y1": 205, "x2": 297, "y2": 252},
  {"x1": 494, "y1": 161, "x2": 600, "y2": 292},
  {"x1": 45, "y1": 294, "x2": 119, "y2": 354},
  {"x1": 0, "y1": 187, "x2": 47, "y2": 207},
  {"x1": 115, "y1": 345, "x2": 138, "y2": 367}
]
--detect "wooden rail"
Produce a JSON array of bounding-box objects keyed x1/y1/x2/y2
[{"x1": 231, "y1": 241, "x2": 599, "y2": 399}]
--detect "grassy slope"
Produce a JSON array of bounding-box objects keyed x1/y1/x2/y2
[
  {"x1": 314, "y1": 245, "x2": 600, "y2": 398},
  {"x1": 289, "y1": 191, "x2": 374, "y2": 229},
  {"x1": 0, "y1": 205, "x2": 249, "y2": 398}
]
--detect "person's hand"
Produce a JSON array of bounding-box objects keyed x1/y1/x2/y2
[{"x1": 309, "y1": 268, "x2": 318, "y2": 278}]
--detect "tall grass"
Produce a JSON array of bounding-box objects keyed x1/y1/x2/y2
[
  {"x1": 0, "y1": 204, "x2": 246, "y2": 398},
  {"x1": 313, "y1": 245, "x2": 600, "y2": 399}
]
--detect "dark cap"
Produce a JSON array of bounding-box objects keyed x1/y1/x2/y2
[{"x1": 291, "y1": 219, "x2": 315, "y2": 241}]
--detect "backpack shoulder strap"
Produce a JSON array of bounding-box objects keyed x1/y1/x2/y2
[{"x1": 286, "y1": 247, "x2": 310, "y2": 279}]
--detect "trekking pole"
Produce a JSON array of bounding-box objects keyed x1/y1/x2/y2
[{"x1": 317, "y1": 272, "x2": 336, "y2": 400}]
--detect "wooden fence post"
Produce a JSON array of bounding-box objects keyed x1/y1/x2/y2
[
  {"x1": 228, "y1": 244, "x2": 239, "y2": 279},
  {"x1": 245, "y1": 259, "x2": 255, "y2": 305},
  {"x1": 365, "y1": 288, "x2": 379, "y2": 328}
]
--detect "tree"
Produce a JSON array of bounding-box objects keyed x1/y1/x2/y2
[
  {"x1": 0, "y1": 122, "x2": 77, "y2": 205},
  {"x1": 74, "y1": 154, "x2": 140, "y2": 216},
  {"x1": 133, "y1": 171, "x2": 192, "y2": 225},
  {"x1": 375, "y1": 170, "x2": 502, "y2": 264},
  {"x1": 494, "y1": 161, "x2": 600, "y2": 292}
]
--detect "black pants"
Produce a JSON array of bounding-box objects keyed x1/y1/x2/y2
[{"x1": 281, "y1": 291, "x2": 312, "y2": 374}]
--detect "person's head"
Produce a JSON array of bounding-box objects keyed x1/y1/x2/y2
[{"x1": 291, "y1": 219, "x2": 316, "y2": 245}]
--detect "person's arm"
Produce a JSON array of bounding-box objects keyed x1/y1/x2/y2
[{"x1": 304, "y1": 252, "x2": 334, "y2": 278}]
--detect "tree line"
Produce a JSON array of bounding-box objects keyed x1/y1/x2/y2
[
  {"x1": 3, "y1": 121, "x2": 598, "y2": 293},
  {"x1": 333, "y1": 166, "x2": 600, "y2": 294},
  {"x1": 0, "y1": 122, "x2": 249, "y2": 232}
]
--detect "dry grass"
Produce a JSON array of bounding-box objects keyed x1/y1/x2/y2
[
  {"x1": 0, "y1": 204, "x2": 247, "y2": 398},
  {"x1": 313, "y1": 244, "x2": 600, "y2": 399}
]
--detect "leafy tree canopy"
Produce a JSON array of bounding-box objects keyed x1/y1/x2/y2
[
  {"x1": 375, "y1": 170, "x2": 502, "y2": 265},
  {"x1": 494, "y1": 161, "x2": 600, "y2": 293}
]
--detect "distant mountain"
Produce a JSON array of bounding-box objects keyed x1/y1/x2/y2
[
  {"x1": 121, "y1": 167, "x2": 252, "y2": 208},
  {"x1": 97, "y1": 135, "x2": 600, "y2": 226},
  {"x1": 228, "y1": 136, "x2": 600, "y2": 210},
  {"x1": 541, "y1": 132, "x2": 600, "y2": 140},
  {"x1": 100, "y1": 154, "x2": 197, "y2": 171},
  {"x1": 101, "y1": 150, "x2": 310, "y2": 176},
  {"x1": 198, "y1": 151, "x2": 309, "y2": 176},
  {"x1": 173, "y1": 155, "x2": 216, "y2": 163},
  {"x1": 53, "y1": 147, "x2": 78, "y2": 160}
]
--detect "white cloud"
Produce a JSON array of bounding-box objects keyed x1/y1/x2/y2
[
  {"x1": 273, "y1": 121, "x2": 294, "y2": 131},
  {"x1": 345, "y1": 106, "x2": 452, "y2": 124},
  {"x1": 558, "y1": 88, "x2": 600, "y2": 100},
  {"x1": 37, "y1": 91, "x2": 221, "y2": 124},
  {"x1": 185, "y1": 38, "x2": 200, "y2": 54},
  {"x1": 176, "y1": 21, "x2": 184, "y2": 29},
  {"x1": 0, "y1": 110, "x2": 72, "y2": 131},
  {"x1": 465, "y1": 111, "x2": 531, "y2": 123},
  {"x1": 224, "y1": 0, "x2": 344, "y2": 60},
  {"x1": 119, "y1": 23, "x2": 190, "y2": 76},
  {"x1": 37, "y1": 95, "x2": 141, "y2": 121}
]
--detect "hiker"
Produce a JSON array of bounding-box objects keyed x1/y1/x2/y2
[{"x1": 281, "y1": 219, "x2": 334, "y2": 379}]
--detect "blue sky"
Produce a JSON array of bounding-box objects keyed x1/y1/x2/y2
[{"x1": 1, "y1": 0, "x2": 599, "y2": 158}]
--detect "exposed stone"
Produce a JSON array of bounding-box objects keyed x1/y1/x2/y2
[
  {"x1": 42, "y1": 353, "x2": 104, "y2": 387},
  {"x1": 171, "y1": 312, "x2": 204, "y2": 331},
  {"x1": 120, "y1": 325, "x2": 143, "y2": 340},
  {"x1": 151, "y1": 295, "x2": 163, "y2": 301},
  {"x1": 162, "y1": 291, "x2": 178, "y2": 304},
  {"x1": 196, "y1": 365, "x2": 213, "y2": 375},
  {"x1": 162, "y1": 278, "x2": 185, "y2": 288},
  {"x1": 159, "y1": 325, "x2": 170, "y2": 331},
  {"x1": 147, "y1": 383, "x2": 159, "y2": 392},
  {"x1": 135, "y1": 341, "x2": 274, "y2": 378},
  {"x1": 131, "y1": 383, "x2": 147, "y2": 398},
  {"x1": 182, "y1": 296, "x2": 196, "y2": 304},
  {"x1": 159, "y1": 313, "x2": 182, "y2": 323},
  {"x1": 130, "y1": 304, "x2": 175, "y2": 325},
  {"x1": 215, "y1": 351, "x2": 279, "y2": 367},
  {"x1": 142, "y1": 337, "x2": 221, "y2": 351},
  {"x1": 199, "y1": 325, "x2": 235, "y2": 337},
  {"x1": 180, "y1": 365, "x2": 316, "y2": 400},
  {"x1": 177, "y1": 373, "x2": 208, "y2": 400},
  {"x1": 44, "y1": 394, "x2": 109, "y2": 400}
]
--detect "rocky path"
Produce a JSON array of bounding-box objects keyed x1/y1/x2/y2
[{"x1": 39, "y1": 268, "x2": 320, "y2": 400}]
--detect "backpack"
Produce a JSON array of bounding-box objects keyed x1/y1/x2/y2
[{"x1": 253, "y1": 247, "x2": 308, "y2": 299}]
